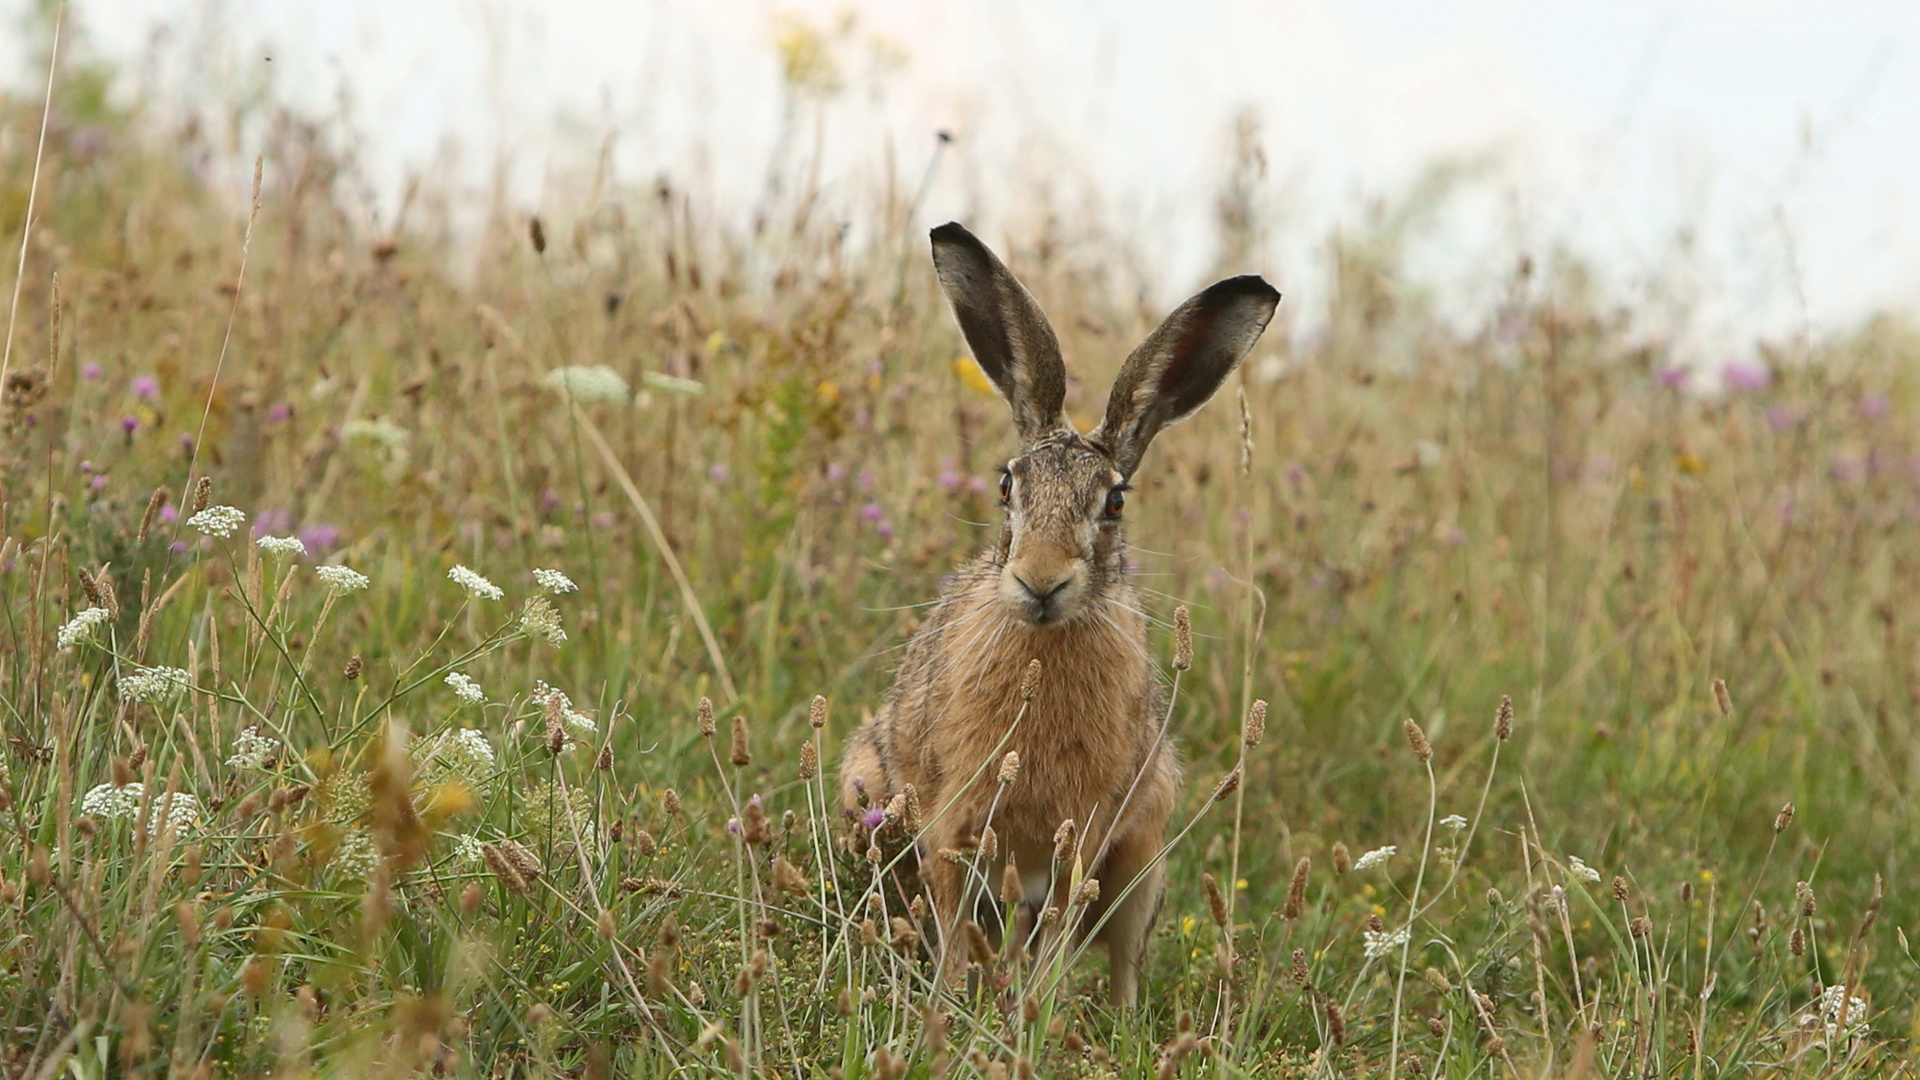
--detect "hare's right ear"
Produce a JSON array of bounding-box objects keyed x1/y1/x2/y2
[{"x1": 931, "y1": 223, "x2": 1071, "y2": 446}]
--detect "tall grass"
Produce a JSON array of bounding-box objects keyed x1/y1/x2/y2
[{"x1": 2, "y1": 18, "x2": 1918, "y2": 1078}]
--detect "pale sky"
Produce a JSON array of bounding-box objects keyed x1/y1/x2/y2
[{"x1": 7, "y1": 0, "x2": 1918, "y2": 357}]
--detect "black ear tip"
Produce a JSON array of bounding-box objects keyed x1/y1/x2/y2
[
  {"x1": 1215, "y1": 274, "x2": 1281, "y2": 305},
  {"x1": 930, "y1": 221, "x2": 974, "y2": 245}
]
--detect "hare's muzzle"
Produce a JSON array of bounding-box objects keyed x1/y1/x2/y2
[{"x1": 1001, "y1": 559, "x2": 1087, "y2": 626}]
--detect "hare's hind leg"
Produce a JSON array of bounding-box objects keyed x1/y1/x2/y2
[{"x1": 1090, "y1": 825, "x2": 1167, "y2": 1009}]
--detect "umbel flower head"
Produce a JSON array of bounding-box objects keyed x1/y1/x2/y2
[
  {"x1": 445, "y1": 672, "x2": 486, "y2": 704},
  {"x1": 80, "y1": 782, "x2": 203, "y2": 836},
  {"x1": 412, "y1": 727, "x2": 497, "y2": 791},
  {"x1": 56, "y1": 607, "x2": 111, "y2": 650},
  {"x1": 1352, "y1": 845, "x2": 1397, "y2": 872},
  {"x1": 532, "y1": 568, "x2": 578, "y2": 594},
  {"x1": 315, "y1": 565, "x2": 371, "y2": 595},
  {"x1": 448, "y1": 564, "x2": 503, "y2": 601},
  {"x1": 187, "y1": 505, "x2": 247, "y2": 538},
  {"x1": 519, "y1": 595, "x2": 567, "y2": 645},
  {"x1": 542, "y1": 365, "x2": 632, "y2": 404},
  {"x1": 119, "y1": 666, "x2": 192, "y2": 704},
  {"x1": 256, "y1": 534, "x2": 307, "y2": 559},
  {"x1": 225, "y1": 727, "x2": 280, "y2": 771}
]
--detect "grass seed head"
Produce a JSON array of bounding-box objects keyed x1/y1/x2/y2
[
  {"x1": 696, "y1": 697, "x2": 715, "y2": 737},
  {"x1": 1494, "y1": 695, "x2": 1514, "y2": 740},
  {"x1": 1612, "y1": 876, "x2": 1629, "y2": 902},
  {"x1": 344, "y1": 655, "x2": 363, "y2": 681},
  {"x1": 1331, "y1": 842, "x2": 1351, "y2": 875},
  {"x1": 797, "y1": 740, "x2": 818, "y2": 780},
  {"x1": 1020, "y1": 658, "x2": 1042, "y2": 700},
  {"x1": 1203, "y1": 872, "x2": 1229, "y2": 929},
  {"x1": 662, "y1": 788, "x2": 681, "y2": 814},
  {"x1": 1325, "y1": 1000, "x2": 1347, "y2": 1045},
  {"x1": 1211, "y1": 766, "x2": 1242, "y2": 802},
  {"x1": 1797, "y1": 880, "x2": 1815, "y2": 917},
  {"x1": 1172, "y1": 606, "x2": 1193, "y2": 671},
  {"x1": 1002, "y1": 855, "x2": 1023, "y2": 907},
  {"x1": 729, "y1": 716, "x2": 751, "y2": 767},
  {"x1": 188, "y1": 476, "x2": 212, "y2": 517},
  {"x1": 1403, "y1": 717, "x2": 1432, "y2": 763},
  {"x1": 1283, "y1": 856, "x2": 1310, "y2": 920},
  {"x1": 998, "y1": 751, "x2": 1021, "y2": 785},
  {"x1": 979, "y1": 824, "x2": 997, "y2": 861},
  {"x1": 1243, "y1": 699, "x2": 1268, "y2": 748},
  {"x1": 1791, "y1": 926, "x2": 1806, "y2": 956},
  {"x1": 1053, "y1": 819, "x2": 1077, "y2": 863},
  {"x1": 1774, "y1": 801, "x2": 1795, "y2": 833},
  {"x1": 1712, "y1": 677, "x2": 1732, "y2": 716},
  {"x1": 809, "y1": 694, "x2": 827, "y2": 729}
]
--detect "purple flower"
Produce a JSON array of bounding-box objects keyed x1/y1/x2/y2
[
  {"x1": 268, "y1": 402, "x2": 292, "y2": 423},
  {"x1": 82, "y1": 362, "x2": 103, "y2": 380},
  {"x1": 861, "y1": 807, "x2": 886, "y2": 829},
  {"x1": 1766, "y1": 407, "x2": 1798, "y2": 432},
  {"x1": 727, "y1": 817, "x2": 743, "y2": 836},
  {"x1": 252, "y1": 508, "x2": 292, "y2": 537},
  {"x1": 876, "y1": 521, "x2": 895, "y2": 541},
  {"x1": 131, "y1": 375, "x2": 159, "y2": 401},
  {"x1": 591, "y1": 511, "x2": 616, "y2": 530},
  {"x1": 179, "y1": 435, "x2": 195, "y2": 455},
  {"x1": 120, "y1": 415, "x2": 140, "y2": 435},
  {"x1": 298, "y1": 523, "x2": 340, "y2": 553},
  {"x1": 1859, "y1": 394, "x2": 1890, "y2": 422},
  {"x1": 708, "y1": 463, "x2": 729, "y2": 484},
  {"x1": 937, "y1": 467, "x2": 960, "y2": 491},
  {"x1": 79, "y1": 460, "x2": 96, "y2": 475},
  {"x1": 860, "y1": 502, "x2": 885, "y2": 523},
  {"x1": 159, "y1": 505, "x2": 178, "y2": 523},
  {"x1": 538, "y1": 488, "x2": 562, "y2": 515},
  {"x1": 89, "y1": 475, "x2": 107, "y2": 491},
  {"x1": 967, "y1": 476, "x2": 988, "y2": 494},
  {"x1": 1655, "y1": 366, "x2": 1689, "y2": 391},
  {"x1": 169, "y1": 541, "x2": 188, "y2": 554},
  {"x1": 1444, "y1": 526, "x2": 1466, "y2": 547},
  {"x1": 826, "y1": 463, "x2": 846, "y2": 483},
  {"x1": 1720, "y1": 361, "x2": 1769, "y2": 393},
  {"x1": 858, "y1": 469, "x2": 876, "y2": 492},
  {"x1": 1286, "y1": 464, "x2": 1306, "y2": 489}
]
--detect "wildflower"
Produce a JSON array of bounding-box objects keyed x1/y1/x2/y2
[
  {"x1": 226, "y1": 727, "x2": 280, "y2": 771},
  {"x1": 119, "y1": 666, "x2": 191, "y2": 703},
  {"x1": 1362, "y1": 925, "x2": 1411, "y2": 960},
  {"x1": 331, "y1": 828, "x2": 380, "y2": 879},
  {"x1": 131, "y1": 375, "x2": 160, "y2": 400},
  {"x1": 255, "y1": 535, "x2": 307, "y2": 559},
  {"x1": 532, "y1": 681, "x2": 596, "y2": 735},
  {"x1": 451, "y1": 833, "x2": 485, "y2": 864},
  {"x1": 56, "y1": 607, "x2": 111, "y2": 650},
  {"x1": 448, "y1": 564, "x2": 503, "y2": 601},
  {"x1": 81, "y1": 782, "x2": 144, "y2": 818},
  {"x1": 519, "y1": 595, "x2": 567, "y2": 645},
  {"x1": 445, "y1": 672, "x2": 485, "y2": 704},
  {"x1": 542, "y1": 365, "x2": 631, "y2": 404},
  {"x1": 1440, "y1": 814, "x2": 1468, "y2": 831},
  {"x1": 187, "y1": 505, "x2": 247, "y2": 538},
  {"x1": 413, "y1": 728, "x2": 497, "y2": 793},
  {"x1": 1567, "y1": 856, "x2": 1602, "y2": 884},
  {"x1": 314, "y1": 564, "x2": 370, "y2": 594},
  {"x1": 80, "y1": 782, "x2": 202, "y2": 836},
  {"x1": 531, "y1": 567, "x2": 577, "y2": 594},
  {"x1": 1352, "y1": 845, "x2": 1396, "y2": 872}
]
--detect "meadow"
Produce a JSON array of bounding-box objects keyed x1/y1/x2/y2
[{"x1": 3, "y1": 25, "x2": 1920, "y2": 1079}]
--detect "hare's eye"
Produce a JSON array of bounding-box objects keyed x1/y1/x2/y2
[
  {"x1": 998, "y1": 470, "x2": 1014, "y2": 503},
  {"x1": 1103, "y1": 487, "x2": 1127, "y2": 519}
]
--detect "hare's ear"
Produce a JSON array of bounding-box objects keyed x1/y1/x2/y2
[
  {"x1": 1092, "y1": 275, "x2": 1279, "y2": 476},
  {"x1": 931, "y1": 223, "x2": 1071, "y2": 446}
]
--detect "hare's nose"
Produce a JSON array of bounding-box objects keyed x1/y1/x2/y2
[{"x1": 1012, "y1": 573, "x2": 1073, "y2": 603}]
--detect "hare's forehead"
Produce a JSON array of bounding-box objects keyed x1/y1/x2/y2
[{"x1": 1008, "y1": 443, "x2": 1119, "y2": 489}]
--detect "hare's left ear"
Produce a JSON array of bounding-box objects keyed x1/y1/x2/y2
[
  {"x1": 931, "y1": 223, "x2": 1072, "y2": 447},
  {"x1": 1091, "y1": 275, "x2": 1279, "y2": 477}
]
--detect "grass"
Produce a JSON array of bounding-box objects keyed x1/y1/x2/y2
[{"x1": 3, "y1": 17, "x2": 1920, "y2": 1078}]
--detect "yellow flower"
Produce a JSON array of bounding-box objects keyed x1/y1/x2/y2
[{"x1": 953, "y1": 356, "x2": 996, "y2": 396}]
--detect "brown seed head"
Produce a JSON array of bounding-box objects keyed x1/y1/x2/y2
[
  {"x1": 1494, "y1": 695, "x2": 1514, "y2": 740},
  {"x1": 1053, "y1": 819, "x2": 1077, "y2": 863},
  {"x1": 596, "y1": 745, "x2": 613, "y2": 771},
  {"x1": 635, "y1": 828, "x2": 658, "y2": 857},
  {"x1": 1210, "y1": 766, "x2": 1242, "y2": 803},
  {"x1": 189, "y1": 476, "x2": 213, "y2": 517},
  {"x1": 798, "y1": 740, "x2": 818, "y2": 780},
  {"x1": 979, "y1": 825, "x2": 998, "y2": 861},
  {"x1": 1423, "y1": 967, "x2": 1451, "y2": 993},
  {"x1": 809, "y1": 694, "x2": 827, "y2": 729},
  {"x1": 1403, "y1": 717, "x2": 1432, "y2": 763},
  {"x1": 1612, "y1": 877, "x2": 1630, "y2": 903},
  {"x1": 729, "y1": 716, "x2": 751, "y2": 767},
  {"x1": 998, "y1": 751, "x2": 1021, "y2": 785},
  {"x1": 1282, "y1": 856, "x2": 1310, "y2": 920},
  {"x1": 1774, "y1": 801, "x2": 1795, "y2": 833},
  {"x1": 1331, "y1": 842, "x2": 1351, "y2": 875},
  {"x1": 138, "y1": 486, "x2": 170, "y2": 545},
  {"x1": 696, "y1": 697, "x2": 715, "y2": 738},
  {"x1": 1243, "y1": 699, "x2": 1268, "y2": 748},
  {"x1": 1427, "y1": 1016, "x2": 1447, "y2": 1038},
  {"x1": 1712, "y1": 678, "x2": 1732, "y2": 716},
  {"x1": 480, "y1": 843, "x2": 528, "y2": 896},
  {"x1": 1020, "y1": 658, "x2": 1043, "y2": 700},
  {"x1": 1172, "y1": 606, "x2": 1194, "y2": 671},
  {"x1": 1629, "y1": 915, "x2": 1652, "y2": 938},
  {"x1": 902, "y1": 783, "x2": 922, "y2": 831},
  {"x1": 1796, "y1": 881, "x2": 1815, "y2": 918},
  {"x1": 1790, "y1": 926, "x2": 1806, "y2": 956},
  {"x1": 1002, "y1": 855, "x2": 1023, "y2": 907},
  {"x1": 528, "y1": 216, "x2": 547, "y2": 255},
  {"x1": 1290, "y1": 947, "x2": 1309, "y2": 984},
  {"x1": 1203, "y1": 873, "x2": 1230, "y2": 929},
  {"x1": 772, "y1": 856, "x2": 809, "y2": 896},
  {"x1": 1367, "y1": 912, "x2": 1385, "y2": 933},
  {"x1": 1325, "y1": 1000, "x2": 1346, "y2": 1046},
  {"x1": 344, "y1": 655, "x2": 364, "y2": 681}
]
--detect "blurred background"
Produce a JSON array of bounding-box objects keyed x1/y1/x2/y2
[{"x1": 7, "y1": 0, "x2": 1917, "y2": 359}]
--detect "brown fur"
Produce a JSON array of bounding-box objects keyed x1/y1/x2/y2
[{"x1": 840, "y1": 223, "x2": 1277, "y2": 1007}]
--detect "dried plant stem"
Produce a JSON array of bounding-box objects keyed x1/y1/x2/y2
[
  {"x1": 0, "y1": 0, "x2": 61, "y2": 395},
  {"x1": 1387, "y1": 758, "x2": 1437, "y2": 1080},
  {"x1": 571, "y1": 399, "x2": 738, "y2": 701}
]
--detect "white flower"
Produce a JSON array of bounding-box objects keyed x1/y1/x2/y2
[
  {"x1": 1362, "y1": 926, "x2": 1411, "y2": 960},
  {"x1": 331, "y1": 828, "x2": 380, "y2": 878},
  {"x1": 56, "y1": 607, "x2": 111, "y2": 650},
  {"x1": 1439, "y1": 814, "x2": 1468, "y2": 831},
  {"x1": 1353, "y1": 846, "x2": 1397, "y2": 872},
  {"x1": 118, "y1": 666, "x2": 191, "y2": 703},
  {"x1": 186, "y1": 505, "x2": 247, "y2": 538},
  {"x1": 542, "y1": 364, "x2": 632, "y2": 404},
  {"x1": 519, "y1": 596, "x2": 567, "y2": 645},
  {"x1": 448, "y1": 564, "x2": 503, "y2": 601},
  {"x1": 445, "y1": 672, "x2": 486, "y2": 704},
  {"x1": 532, "y1": 568, "x2": 578, "y2": 594},
  {"x1": 1567, "y1": 856, "x2": 1602, "y2": 884},
  {"x1": 315, "y1": 564, "x2": 370, "y2": 594},
  {"x1": 413, "y1": 728, "x2": 496, "y2": 790},
  {"x1": 79, "y1": 782, "x2": 202, "y2": 836},
  {"x1": 1806, "y1": 984, "x2": 1870, "y2": 1043},
  {"x1": 451, "y1": 833, "x2": 485, "y2": 864},
  {"x1": 256, "y1": 534, "x2": 307, "y2": 558},
  {"x1": 226, "y1": 727, "x2": 280, "y2": 771},
  {"x1": 532, "y1": 680, "x2": 597, "y2": 735}
]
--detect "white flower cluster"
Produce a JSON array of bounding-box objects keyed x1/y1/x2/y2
[
  {"x1": 79, "y1": 782, "x2": 203, "y2": 836},
  {"x1": 226, "y1": 727, "x2": 280, "y2": 771},
  {"x1": 448, "y1": 564, "x2": 503, "y2": 601},
  {"x1": 331, "y1": 828, "x2": 380, "y2": 879},
  {"x1": 533, "y1": 680, "x2": 597, "y2": 735},
  {"x1": 519, "y1": 595, "x2": 567, "y2": 645},
  {"x1": 187, "y1": 505, "x2": 247, "y2": 538},
  {"x1": 256, "y1": 534, "x2": 307, "y2": 559},
  {"x1": 451, "y1": 833, "x2": 485, "y2": 864},
  {"x1": 1353, "y1": 845, "x2": 1397, "y2": 872},
  {"x1": 57, "y1": 607, "x2": 111, "y2": 650},
  {"x1": 1362, "y1": 925, "x2": 1411, "y2": 960},
  {"x1": 1799, "y1": 984, "x2": 1871, "y2": 1044},
  {"x1": 445, "y1": 672, "x2": 486, "y2": 704},
  {"x1": 532, "y1": 568, "x2": 578, "y2": 594},
  {"x1": 1439, "y1": 814, "x2": 1468, "y2": 831},
  {"x1": 1567, "y1": 856, "x2": 1602, "y2": 884},
  {"x1": 119, "y1": 666, "x2": 191, "y2": 703},
  {"x1": 542, "y1": 364, "x2": 632, "y2": 404},
  {"x1": 412, "y1": 727, "x2": 496, "y2": 790},
  {"x1": 315, "y1": 564, "x2": 371, "y2": 594}
]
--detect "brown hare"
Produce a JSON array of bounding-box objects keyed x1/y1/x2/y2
[{"x1": 840, "y1": 222, "x2": 1278, "y2": 1008}]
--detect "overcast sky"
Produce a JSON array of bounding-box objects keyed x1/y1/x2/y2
[{"x1": 7, "y1": 0, "x2": 1917, "y2": 356}]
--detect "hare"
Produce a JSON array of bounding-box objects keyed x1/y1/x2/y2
[{"x1": 840, "y1": 222, "x2": 1278, "y2": 1008}]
